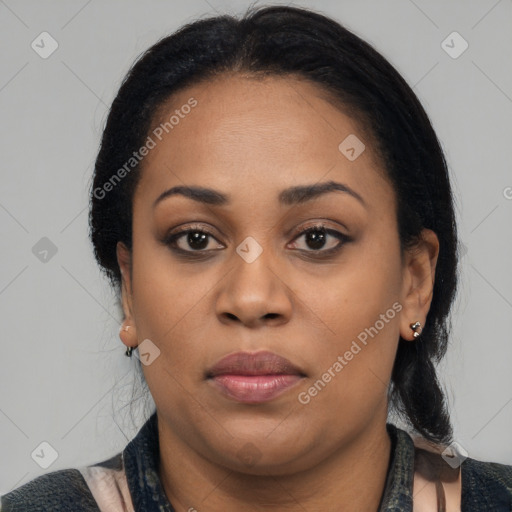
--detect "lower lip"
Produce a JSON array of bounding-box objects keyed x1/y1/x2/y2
[{"x1": 209, "y1": 374, "x2": 303, "y2": 403}]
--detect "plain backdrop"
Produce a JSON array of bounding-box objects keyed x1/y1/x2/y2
[{"x1": 1, "y1": 0, "x2": 511, "y2": 495}]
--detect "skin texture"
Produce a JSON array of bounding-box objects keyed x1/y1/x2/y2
[{"x1": 117, "y1": 73, "x2": 439, "y2": 511}]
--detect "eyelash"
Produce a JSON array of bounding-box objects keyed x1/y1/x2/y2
[{"x1": 162, "y1": 222, "x2": 351, "y2": 260}]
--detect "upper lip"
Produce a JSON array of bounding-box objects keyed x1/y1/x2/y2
[{"x1": 206, "y1": 350, "x2": 306, "y2": 378}]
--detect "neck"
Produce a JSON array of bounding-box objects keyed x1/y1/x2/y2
[{"x1": 158, "y1": 414, "x2": 392, "y2": 512}]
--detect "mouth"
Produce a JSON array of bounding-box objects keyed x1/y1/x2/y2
[{"x1": 206, "y1": 350, "x2": 306, "y2": 404}]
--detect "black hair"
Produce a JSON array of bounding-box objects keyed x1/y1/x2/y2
[{"x1": 89, "y1": 4, "x2": 459, "y2": 444}]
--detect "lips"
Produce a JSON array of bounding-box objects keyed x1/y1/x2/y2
[
  {"x1": 206, "y1": 351, "x2": 306, "y2": 404},
  {"x1": 206, "y1": 350, "x2": 305, "y2": 378}
]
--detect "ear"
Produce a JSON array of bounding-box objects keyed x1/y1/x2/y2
[
  {"x1": 399, "y1": 229, "x2": 439, "y2": 341},
  {"x1": 117, "y1": 241, "x2": 138, "y2": 349}
]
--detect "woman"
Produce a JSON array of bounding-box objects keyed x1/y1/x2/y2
[{"x1": 2, "y1": 4, "x2": 511, "y2": 511}]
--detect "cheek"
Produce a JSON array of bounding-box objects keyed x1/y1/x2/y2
[
  {"x1": 292, "y1": 236, "x2": 402, "y2": 402},
  {"x1": 129, "y1": 231, "x2": 196, "y2": 342},
  {"x1": 295, "y1": 275, "x2": 401, "y2": 429},
  {"x1": 299, "y1": 276, "x2": 401, "y2": 382},
  {"x1": 299, "y1": 245, "x2": 402, "y2": 346},
  {"x1": 129, "y1": 236, "x2": 225, "y2": 379}
]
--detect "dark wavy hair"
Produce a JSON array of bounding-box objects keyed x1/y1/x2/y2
[{"x1": 89, "y1": 5, "x2": 459, "y2": 444}]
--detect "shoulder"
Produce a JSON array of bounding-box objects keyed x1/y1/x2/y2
[
  {"x1": 463, "y1": 456, "x2": 512, "y2": 483},
  {"x1": 1, "y1": 468, "x2": 99, "y2": 512},
  {"x1": 461, "y1": 457, "x2": 512, "y2": 509},
  {"x1": 410, "y1": 431, "x2": 512, "y2": 510}
]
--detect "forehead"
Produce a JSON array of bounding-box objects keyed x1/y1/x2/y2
[{"x1": 135, "y1": 73, "x2": 391, "y2": 210}]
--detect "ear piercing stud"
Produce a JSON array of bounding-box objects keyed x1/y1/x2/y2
[{"x1": 410, "y1": 321, "x2": 422, "y2": 339}]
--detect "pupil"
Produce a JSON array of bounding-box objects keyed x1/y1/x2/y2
[
  {"x1": 306, "y1": 229, "x2": 326, "y2": 250},
  {"x1": 188, "y1": 231, "x2": 208, "y2": 250}
]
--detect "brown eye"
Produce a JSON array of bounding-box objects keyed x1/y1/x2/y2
[
  {"x1": 164, "y1": 226, "x2": 224, "y2": 254},
  {"x1": 289, "y1": 225, "x2": 349, "y2": 254}
]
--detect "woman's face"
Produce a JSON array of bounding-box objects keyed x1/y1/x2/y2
[{"x1": 117, "y1": 74, "x2": 438, "y2": 474}]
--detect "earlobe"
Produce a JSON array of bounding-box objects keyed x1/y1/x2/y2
[{"x1": 119, "y1": 323, "x2": 137, "y2": 355}]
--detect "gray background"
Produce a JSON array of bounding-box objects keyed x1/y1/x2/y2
[{"x1": 1, "y1": 0, "x2": 511, "y2": 494}]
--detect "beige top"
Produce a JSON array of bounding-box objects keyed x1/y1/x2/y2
[
  {"x1": 412, "y1": 436, "x2": 462, "y2": 511},
  {"x1": 78, "y1": 462, "x2": 135, "y2": 512}
]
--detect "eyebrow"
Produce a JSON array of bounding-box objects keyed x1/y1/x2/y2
[{"x1": 152, "y1": 180, "x2": 366, "y2": 209}]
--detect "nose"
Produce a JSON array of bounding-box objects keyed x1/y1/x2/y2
[{"x1": 215, "y1": 246, "x2": 293, "y2": 328}]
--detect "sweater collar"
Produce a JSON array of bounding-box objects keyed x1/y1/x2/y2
[{"x1": 379, "y1": 423, "x2": 415, "y2": 511}]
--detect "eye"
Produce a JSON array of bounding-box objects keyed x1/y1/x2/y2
[
  {"x1": 163, "y1": 225, "x2": 224, "y2": 253},
  {"x1": 288, "y1": 224, "x2": 349, "y2": 254}
]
